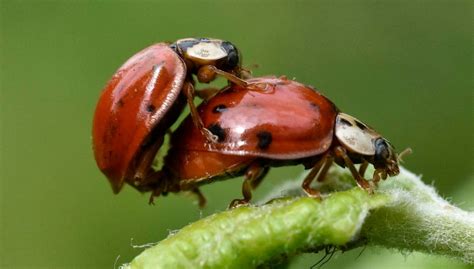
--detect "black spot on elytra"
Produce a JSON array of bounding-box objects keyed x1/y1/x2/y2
[
  {"x1": 256, "y1": 131, "x2": 272, "y2": 150},
  {"x1": 355, "y1": 120, "x2": 367, "y2": 130},
  {"x1": 208, "y1": 123, "x2": 226, "y2": 142},
  {"x1": 340, "y1": 118, "x2": 352, "y2": 126},
  {"x1": 117, "y1": 99, "x2": 125, "y2": 107},
  {"x1": 146, "y1": 104, "x2": 156, "y2": 112},
  {"x1": 309, "y1": 102, "x2": 320, "y2": 110},
  {"x1": 212, "y1": 104, "x2": 227, "y2": 113}
]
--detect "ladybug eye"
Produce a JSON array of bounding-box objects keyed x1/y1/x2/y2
[
  {"x1": 374, "y1": 138, "x2": 390, "y2": 162},
  {"x1": 226, "y1": 50, "x2": 239, "y2": 68}
]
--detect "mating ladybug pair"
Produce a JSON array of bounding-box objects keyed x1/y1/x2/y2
[{"x1": 92, "y1": 38, "x2": 408, "y2": 207}]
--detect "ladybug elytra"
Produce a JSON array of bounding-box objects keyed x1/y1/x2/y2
[
  {"x1": 149, "y1": 76, "x2": 407, "y2": 207},
  {"x1": 92, "y1": 38, "x2": 250, "y2": 194}
]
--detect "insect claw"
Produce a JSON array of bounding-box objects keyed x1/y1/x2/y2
[
  {"x1": 201, "y1": 128, "x2": 219, "y2": 143},
  {"x1": 148, "y1": 194, "x2": 156, "y2": 205},
  {"x1": 228, "y1": 199, "x2": 249, "y2": 209}
]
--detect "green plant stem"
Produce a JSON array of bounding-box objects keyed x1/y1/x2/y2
[
  {"x1": 362, "y1": 169, "x2": 474, "y2": 263},
  {"x1": 123, "y1": 168, "x2": 473, "y2": 268}
]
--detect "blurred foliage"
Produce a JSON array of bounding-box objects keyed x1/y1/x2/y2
[{"x1": 0, "y1": 0, "x2": 472, "y2": 268}]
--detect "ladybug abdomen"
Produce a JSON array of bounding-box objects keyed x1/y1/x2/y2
[
  {"x1": 165, "y1": 148, "x2": 253, "y2": 186},
  {"x1": 173, "y1": 77, "x2": 338, "y2": 160}
]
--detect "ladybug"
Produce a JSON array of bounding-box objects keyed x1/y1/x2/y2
[
  {"x1": 92, "y1": 38, "x2": 250, "y2": 194},
  {"x1": 153, "y1": 76, "x2": 409, "y2": 207}
]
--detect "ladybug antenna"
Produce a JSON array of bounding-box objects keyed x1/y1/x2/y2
[
  {"x1": 247, "y1": 63, "x2": 260, "y2": 69},
  {"x1": 397, "y1": 148, "x2": 412, "y2": 163}
]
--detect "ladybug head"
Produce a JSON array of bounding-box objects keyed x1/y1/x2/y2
[
  {"x1": 373, "y1": 138, "x2": 399, "y2": 176},
  {"x1": 173, "y1": 38, "x2": 241, "y2": 74},
  {"x1": 335, "y1": 113, "x2": 401, "y2": 178}
]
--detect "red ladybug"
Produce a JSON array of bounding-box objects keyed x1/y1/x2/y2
[
  {"x1": 155, "y1": 76, "x2": 407, "y2": 207},
  {"x1": 92, "y1": 38, "x2": 250, "y2": 194}
]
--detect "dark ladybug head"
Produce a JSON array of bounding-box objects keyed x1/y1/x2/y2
[{"x1": 373, "y1": 138, "x2": 399, "y2": 176}]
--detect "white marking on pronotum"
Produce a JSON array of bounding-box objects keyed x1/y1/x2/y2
[
  {"x1": 187, "y1": 42, "x2": 227, "y2": 61},
  {"x1": 335, "y1": 113, "x2": 381, "y2": 155}
]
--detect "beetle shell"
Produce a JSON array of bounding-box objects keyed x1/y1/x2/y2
[
  {"x1": 161, "y1": 76, "x2": 401, "y2": 207},
  {"x1": 172, "y1": 76, "x2": 339, "y2": 160},
  {"x1": 92, "y1": 43, "x2": 186, "y2": 193}
]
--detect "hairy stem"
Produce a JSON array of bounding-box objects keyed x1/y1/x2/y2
[
  {"x1": 123, "y1": 167, "x2": 473, "y2": 268},
  {"x1": 362, "y1": 169, "x2": 474, "y2": 262}
]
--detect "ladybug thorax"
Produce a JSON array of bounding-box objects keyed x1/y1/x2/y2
[
  {"x1": 174, "y1": 38, "x2": 240, "y2": 71},
  {"x1": 335, "y1": 113, "x2": 381, "y2": 156},
  {"x1": 186, "y1": 41, "x2": 227, "y2": 63}
]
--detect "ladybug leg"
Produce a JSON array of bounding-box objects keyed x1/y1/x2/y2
[
  {"x1": 133, "y1": 136, "x2": 165, "y2": 181},
  {"x1": 359, "y1": 161, "x2": 369, "y2": 178},
  {"x1": 372, "y1": 168, "x2": 389, "y2": 187},
  {"x1": 316, "y1": 156, "x2": 334, "y2": 182},
  {"x1": 144, "y1": 170, "x2": 180, "y2": 205},
  {"x1": 183, "y1": 82, "x2": 219, "y2": 143},
  {"x1": 146, "y1": 171, "x2": 167, "y2": 205},
  {"x1": 197, "y1": 65, "x2": 248, "y2": 87},
  {"x1": 191, "y1": 188, "x2": 207, "y2": 208},
  {"x1": 195, "y1": 87, "x2": 220, "y2": 100},
  {"x1": 301, "y1": 155, "x2": 331, "y2": 198},
  {"x1": 149, "y1": 191, "x2": 158, "y2": 205},
  {"x1": 334, "y1": 147, "x2": 372, "y2": 191},
  {"x1": 198, "y1": 65, "x2": 271, "y2": 92},
  {"x1": 372, "y1": 169, "x2": 382, "y2": 186},
  {"x1": 250, "y1": 166, "x2": 270, "y2": 189},
  {"x1": 228, "y1": 162, "x2": 266, "y2": 208},
  {"x1": 228, "y1": 179, "x2": 252, "y2": 209}
]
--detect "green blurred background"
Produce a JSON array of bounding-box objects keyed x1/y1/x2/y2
[{"x1": 1, "y1": 0, "x2": 472, "y2": 268}]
